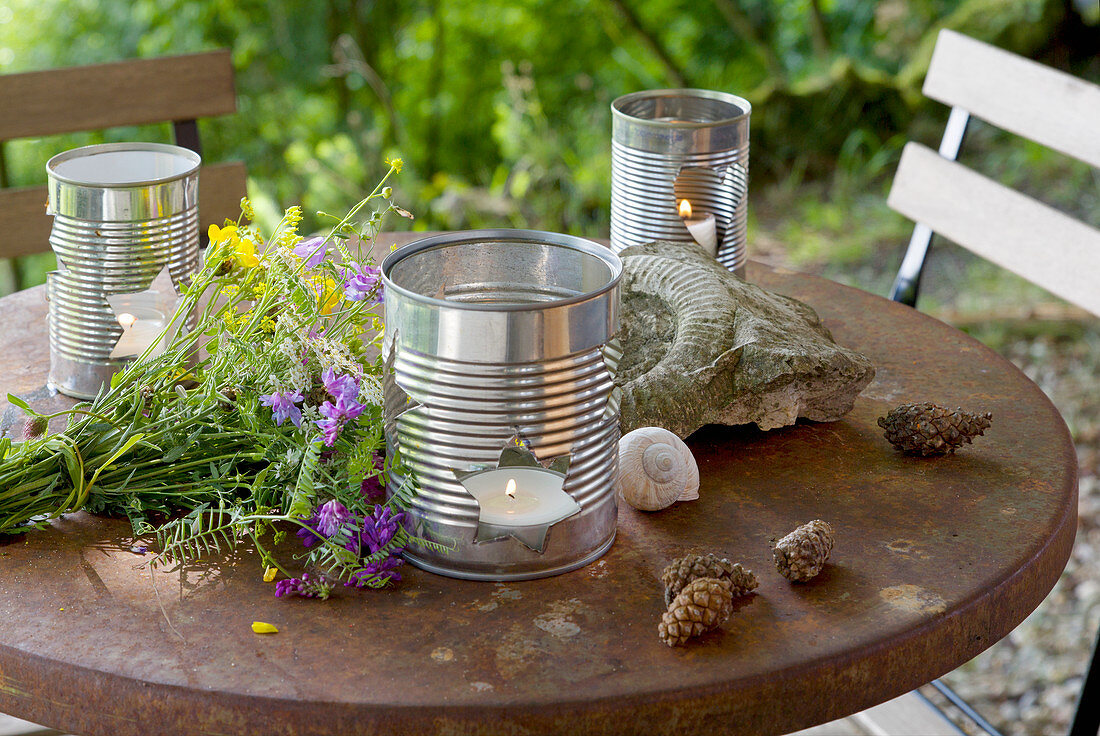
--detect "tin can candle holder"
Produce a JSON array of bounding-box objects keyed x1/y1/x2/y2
[
  {"x1": 45, "y1": 142, "x2": 201, "y2": 399},
  {"x1": 611, "y1": 88, "x2": 751, "y2": 277},
  {"x1": 382, "y1": 230, "x2": 622, "y2": 581}
]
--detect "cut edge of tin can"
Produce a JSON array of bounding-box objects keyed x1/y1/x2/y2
[
  {"x1": 381, "y1": 229, "x2": 623, "y2": 313},
  {"x1": 611, "y1": 88, "x2": 752, "y2": 128},
  {"x1": 46, "y1": 142, "x2": 201, "y2": 188}
]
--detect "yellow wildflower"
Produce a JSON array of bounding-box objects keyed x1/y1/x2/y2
[
  {"x1": 251, "y1": 621, "x2": 279, "y2": 634},
  {"x1": 317, "y1": 276, "x2": 342, "y2": 315},
  {"x1": 208, "y1": 223, "x2": 260, "y2": 270},
  {"x1": 234, "y1": 237, "x2": 261, "y2": 269},
  {"x1": 385, "y1": 156, "x2": 403, "y2": 173},
  {"x1": 263, "y1": 567, "x2": 277, "y2": 583},
  {"x1": 221, "y1": 309, "x2": 253, "y2": 332},
  {"x1": 240, "y1": 197, "x2": 255, "y2": 222},
  {"x1": 274, "y1": 207, "x2": 303, "y2": 249},
  {"x1": 208, "y1": 223, "x2": 239, "y2": 246}
]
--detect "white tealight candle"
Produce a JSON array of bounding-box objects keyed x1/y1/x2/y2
[
  {"x1": 113, "y1": 306, "x2": 167, "y2": 358},
  {"x1": 461, "y1": 468, "x2": 581, "y2": 527},
  {"x1": 679, "y1": 198, "x2": 717, "y2": 256}
]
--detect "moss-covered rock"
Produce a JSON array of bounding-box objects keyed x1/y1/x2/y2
[{"x1": 617, "y1": 241, "x2": 875, "y2": 437}]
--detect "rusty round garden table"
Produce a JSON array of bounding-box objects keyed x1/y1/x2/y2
[{"x1": 0, "y1": 237, "x2": 1077, "y2": 736}]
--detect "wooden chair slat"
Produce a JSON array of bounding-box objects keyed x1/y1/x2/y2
[
  {"x1": 195, "y1": 161, "x2": 249, "y2": 233},
  {"x1": 0, "y1": 186, "x2": 49, "y2": 259},
  {"x1": 0, "y1": 51, "x2": 236, "y2": 142},
  {"x1": 888, "y1": 142, "x2": 1100, "y2": 317},
  {"x1": 0, "y1": 161, "x2": 248, "y2": 260},
  {"x1": 923, "y1": 29, "x2": 1100, "y2": 169}
]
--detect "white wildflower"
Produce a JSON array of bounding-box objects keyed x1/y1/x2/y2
[
  {"x1": 277, "y1": 338, "x2": 299, "y2": 360},
  {"x1": 287, "y1": 363, "x2": 311, "y2": 393},
  {"x1": 359, "y1": 374, "x2": 384, "y2": 406}
]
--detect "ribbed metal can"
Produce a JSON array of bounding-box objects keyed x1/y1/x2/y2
[
  {"x1": 611, "y1": 89, "x2": 751, "y2": 276},
  {"x1": 382, "y1": 230, "x2": 622, "y2": 581},
  {"x1": 45, "y1": 143, "x2": 201, "y2": 399}
]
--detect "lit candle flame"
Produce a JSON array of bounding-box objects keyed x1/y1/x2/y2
[
  {"x1": 505, "y1": 478, "x2": 517, "y2": 499},
  {"x1": 679, "y1": 199, "x2": 693, "y2": 219},
  {"x1": 117, "y1": 312, "x2": 136, "y2": 329}
]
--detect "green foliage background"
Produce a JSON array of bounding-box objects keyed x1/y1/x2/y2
[{"x1": 0, "y1": 0, "x2": 1096, "y2": 299}]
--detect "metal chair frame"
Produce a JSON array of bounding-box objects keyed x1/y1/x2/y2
[{"x1": 888, "y1": 105, "x2": 969, "y2": 307}]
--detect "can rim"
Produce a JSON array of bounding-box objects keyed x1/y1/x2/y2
[
  {"x1": 611, "y1": 88, "x2": 751, "y2": 128},
  {"x1": 381, "y1": 229, "x2": 622, "y2": 313},
  {"x1": 46, "y1": 142, "x2": 201, "y2": 188}
]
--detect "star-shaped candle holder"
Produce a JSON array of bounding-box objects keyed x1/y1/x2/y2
[
  {"x1": 105, "y1": 265, "x2": 183, "y2": 359},
  {"x1": 453, "y1": 435, "x2": 580, "y2": 554}
]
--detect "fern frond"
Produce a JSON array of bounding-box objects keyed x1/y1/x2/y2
[
  {"x1": 152, "y1": 503, "x2": 250, "y2": 568},
  {"x1": 286, "y1": 441, "x2": 320, "y2": 518}
]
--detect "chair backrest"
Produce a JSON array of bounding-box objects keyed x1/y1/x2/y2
[
  {"x1": 0, "y1": 51, "x2": 248, "y2": 260},
  {"x1": 887, "y1": 29, "x2": 1100, "y2": 316}
]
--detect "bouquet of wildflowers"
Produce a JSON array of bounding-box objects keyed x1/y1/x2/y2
[{"x1": 0, "y1": 160, "x2": 428, "y2": 599}]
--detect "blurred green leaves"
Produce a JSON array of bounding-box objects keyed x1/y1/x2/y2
[{"x1": 0, "y1": 0, "x2": 1095, "y2": 295}]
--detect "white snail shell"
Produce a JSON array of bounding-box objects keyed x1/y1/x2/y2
[{"x1": 618, "y1": 427, "x2": 700, "y2": 511}]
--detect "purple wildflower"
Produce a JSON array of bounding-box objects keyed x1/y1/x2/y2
[
  {"x1": 322, "y1": 368, "x2": 359, "y2": 403},
  {"x1": 292, "y1": 236, "x2": 327, "y2": 269},
  {"x1": 360, "y1": 504, "x2": 405, "y2": 554},
  {"x1": 316, "y1": 416, "x2": 341, "y2": 447},
  {"x1": 295, "y1": 499, "x2": 353, "y2": 548},
  {"x1": 295, "y1": 519, "x2": 321, "y2": 548},
  {"x1": 360, "y1": 454, "x2": 385, "y2": 499},
  {"x1": 341, "y1": 262, "x2": 383, "y2": 303},
  {"x1": 315, "y1": 499, "x2": 352, "y2": 537},
  {"x1": 259, "y1": 390, "x2": 304, "y2": 428},
  {"x1": 275, "y1": 573, "x2": 332, "y2": 599},
  {"x1": 341, "y1": 505, "x2": 406, "y2": 587},
  {"x1": 316, "y1": 395, "x2": 367, "y2": 446},
  {"x1": 345, "y1": 555, "x2": 404, "y2": 588}
]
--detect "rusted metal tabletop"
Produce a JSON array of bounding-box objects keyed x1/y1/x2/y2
[{"x1": 0, "y1": 238, "x2": 1077, "y2": 736}]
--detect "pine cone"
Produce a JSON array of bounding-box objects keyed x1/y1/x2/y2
[
  {"x1": 774, "y1": 520, "x2": 834, "y2": 582},
  {"x1": 20, "y1": 416, "x2": 47, "y2": 441},
  {"x1": 658, "y1": 577, "x2": 734, "y2": 647},
  {"x1": 660, "y1": 553, "x2": 758, "y2": 606},
  {"x1": 878, "y1": 402, "x2": 992, "y2": 456}
]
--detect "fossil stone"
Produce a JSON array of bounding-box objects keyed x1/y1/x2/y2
[{"x1": 617, "y1": 241, "x2": 875, "y2": 437}]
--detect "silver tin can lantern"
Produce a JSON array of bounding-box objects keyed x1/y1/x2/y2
[
  {"x1": 382, "y1": 230, "x2": 622, "y2": 581},
  {"x1": 611, "y1": 88, "x2": 751, "y2": 277},
  {"x1": 45, "y1": 142, "x2": 201, "y2": 399}
]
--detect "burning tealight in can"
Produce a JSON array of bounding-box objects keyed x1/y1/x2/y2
[
  {"x1": 611, "y1": 88, "x2": 751, "y2": 276},
  {"x1": 382, "y1": 230, "x2": 622, "y2": 581}
]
